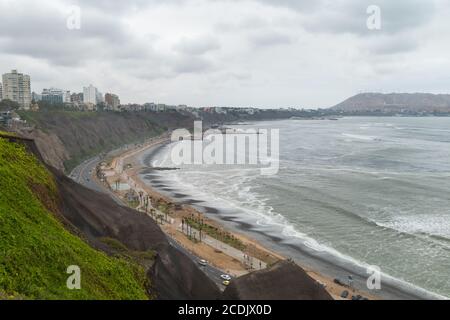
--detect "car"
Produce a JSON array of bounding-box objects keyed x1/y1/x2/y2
[
  {"x1": 222, "y1": 280, "x2": 230, "y2": 286},
  {"x1": 198, "y1": 259, "x2": 208, "y2": 266},
  {"x1": 220, "y1": 274, "x2": 232, "y2": 281}
]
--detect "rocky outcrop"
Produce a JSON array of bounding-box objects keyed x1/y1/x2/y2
[{"x1": 222, "y1": 260, "x2": 333, "y2": 300}]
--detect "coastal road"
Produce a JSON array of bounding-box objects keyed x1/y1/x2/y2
[{"x1": 70, "y1": 153, "x2": 230, "y2": 291}]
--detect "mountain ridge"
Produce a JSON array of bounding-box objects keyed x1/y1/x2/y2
[{"x1": 331, "y1": 92, "x2": 450, "y2": 112}]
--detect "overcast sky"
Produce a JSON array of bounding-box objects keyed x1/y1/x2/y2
[{"x1": 0, "y1": 0, "x2": 448, "y2": 108}]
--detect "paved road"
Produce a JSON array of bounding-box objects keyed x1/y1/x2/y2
[{"x1": 70, "y1": 153, "x2": 230, "y2": 291}]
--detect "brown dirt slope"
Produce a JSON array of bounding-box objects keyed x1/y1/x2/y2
[
  {"x1": 222, "y1": 260, "x2": 333, "y2": 300},
  {"x1": 51, "y1": 168, "x2": 221, "y2": 300}
]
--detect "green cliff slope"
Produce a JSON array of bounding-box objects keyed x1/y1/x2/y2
[{"x1": 0, "y1": 136, "x2": 149, "y2": 300}]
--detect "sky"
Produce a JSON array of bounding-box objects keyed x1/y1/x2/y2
[{"x1": 0, "y1": 0, "x2": 449, "y2": 108}]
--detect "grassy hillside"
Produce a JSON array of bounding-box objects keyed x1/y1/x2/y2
[{"x1": 0, "y1": 136, "x2": 149, "y2": 300}]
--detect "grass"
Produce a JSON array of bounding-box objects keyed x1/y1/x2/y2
[
  {"x1": 0, "y1": 130, "x2": 17, "y2": 137},
  {"x1": 0, "y1": 137, "x2": 150, "y2": 300}
]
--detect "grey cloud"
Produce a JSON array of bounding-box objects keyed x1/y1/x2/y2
[
  {"x1": 173, "y1": 36, "x2": 220, "y2": 55},
  {"x1": 74, "y1": 0, "x2": 186, "y2": 12},
  {"x1": 302, "y1": 0, "x2": 436, "y2": 36},
  {"x1": 249, "y1": 31, "x2": 293, "y2": 47},
  {"x1": 172, "y1": 56, "x2": 213, "y2": 74},
  {"x1": 364, "y1": 34, "x2": 419, "y2": 55},
  {"x1": 214, "y1": 16, "x2": 270, "y2": 33},
  {"x1": 253, "y1": 0, "x2": 322, "y2": 12},
  {"x1": 0, "y1": 1, "x2": 144, "y2": 66}
]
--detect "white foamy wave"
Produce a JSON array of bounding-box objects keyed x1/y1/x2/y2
[
  {"x1": 342, "y1": 133, "x2": 379, "y2": 141},
  {"x1": 376, "y1": 214, "x2": 450, "y2": 241}
]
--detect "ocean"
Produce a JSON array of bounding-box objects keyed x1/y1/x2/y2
[{"x1": 141, "y1": 117, "x2": 450, "y2": 299}]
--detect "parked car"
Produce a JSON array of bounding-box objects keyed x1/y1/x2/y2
[
  {"x1": 222, "y1": 280, "x2": 230, "y2": 286},
  {"x1": 221, "y1": 274, "x2": 232, "y2": 281},
  {"x1": 198, "y1": 259, "x2": 208, "y2": 266}
]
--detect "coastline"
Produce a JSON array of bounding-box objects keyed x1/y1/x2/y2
[{"x1": 93, "y1": 134, "x2": 444, "y2": 300}]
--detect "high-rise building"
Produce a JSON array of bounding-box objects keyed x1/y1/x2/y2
[
  {"x1": 0, "y1": 82, "x2": 3, "y2": 101},
  {"x1": 41, "y1": 88, "x2": 64, "y2": 104},
  {"x1": 105, "y1": 93, "x2": 121, "y2": 110},
  {"x1": 2, "y1": 70, "x2": 31, "y2": 109},
  {"x1": 83, "y1": 84, "x2": 98, "y2": 105},
  {"x1": 70, "y1": 92, "x2": 83, "y2": 103}
]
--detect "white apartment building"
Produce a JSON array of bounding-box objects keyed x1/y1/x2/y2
[
  {"x1": 2, "y1": 70, "x2": 32, "y2": 109},
  {"x1": 0, "y1": 82, "x2": 3, "y2": 101},
  {"x1": 64, "y1": 91, "x2": 71, "y2": 103},
  {"x1": 83, "y1": 84, "x2": 98, "y2": 105}
]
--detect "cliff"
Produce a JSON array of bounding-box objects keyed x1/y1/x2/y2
[
  {"x1": 16, "y1": 110, "x2": 195, "y2": 172},
  {"x1": 0, "y1": 133, "x2": 221, "y2": 300}
]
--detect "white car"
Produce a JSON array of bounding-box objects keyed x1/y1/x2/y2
[
  {"x1": 221, "y1": 274, "x2": 232, "y2": 281},
  {"x1": 198, "y1": 259, "x2": 208, "y2": 266}
]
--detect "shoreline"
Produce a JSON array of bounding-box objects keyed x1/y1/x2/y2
[{"x1": 95, "y1": 134, "x2": 443, "y2": 300}]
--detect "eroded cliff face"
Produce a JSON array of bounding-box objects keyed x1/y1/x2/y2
[
  {"x1": 18, "y1": 128, "x2": 69, "y2": 171},
  {"x1": 17, "y1": 111, "x2": 195, "y2": 172}
]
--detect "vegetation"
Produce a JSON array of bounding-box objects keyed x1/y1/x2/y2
[
  {"x1": 0, "y1": 130, "x2": 17, "y2": 137},
  {"x1": 0, "y1": 99, "x2": 20, "y2": 111},
  {"x1": 0, "y1": 137, "x2": 149, "y2": 299},
  {"x1": 184, "y1": 216, "x2": 246, "y2": 251}
]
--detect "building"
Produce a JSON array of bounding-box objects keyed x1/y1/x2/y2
[
  {"x1": 2, "y1": 70, "x2": 31, "y2": 109},
  {"x1": 41, "y1": 88, "x2": 64, "y2": 104},
  {"x1": 63, "y1": 91, "x2": 71, "y2": 103},
  {"x1": 32, "y1": 92, "x2": 42, "y2": 102},
  {"x1": 0, "y1": 82, "x2": 2, "y2": 101},
  {"x1": 70, "y1": 92, "x2": 83, "y2": 103},
  {"x1": 83, "y1": 84, "x2": 98, "y2": 105},
  {"x1": 105, "y1": 93, "x2": 120, "y2": 111},
  {"x1": 96, "y1": 91, "x2": 104, "y2": 104}
]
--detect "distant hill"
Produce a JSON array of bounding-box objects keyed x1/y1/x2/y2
[{"x1": 331, "y1": 93, "x2": 450, "y2": 112}]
